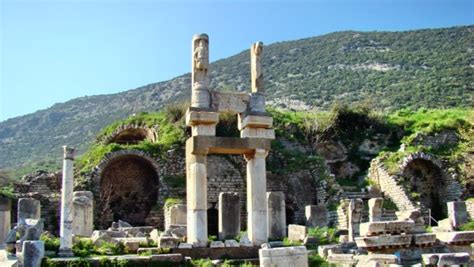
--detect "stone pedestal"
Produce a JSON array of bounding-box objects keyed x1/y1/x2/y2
[
  {"x1": 59, "y1": 146, "x2": 74, "y2": 257},
  {"x1": 348, "y1": 199, "x2": 363, "y2": 242},
  {"x1": 17, "y1": 198, "x2": 40, "y2": 223},
  {"x1": 267, "y1": 192, "x2": 286, "y2": 240},
  {"x1": 22, "y1": 240, "x2": 44, "y2": 267},
  {"x1": 165, "y1": 204, "x2": 187, "y2": 230},
  {"x1": 305, "y1": 205, "x2": 327, "y2": 228},
  {"x1": 368, "y1": 198, "x2": 383, "y2": 222},
  {"x1": 0, "y1": 197, "x2": 11, "y2": 244},
  {"x1": 218, "y1": 192, "x2": 240, "y2": 240},
  {"x1": 447, "y1": 201, "x2": 468, "y2": 229},
  {"x1": 72, "y1": 191, "x2": 94, "y2": 237},
  {"x1": 246, "y1": 148, "x2": 268, "y2": 246},
  {"x1": 186, "y1": 153, "x2": 208, "y2": 247}
]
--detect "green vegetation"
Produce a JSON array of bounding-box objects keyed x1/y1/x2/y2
[
  {"x1": 307, "y1": 227, "x2": 337, "y2": 246},
  {"x1": 76, "y1": 111, "x2": 186, "y2": 175},
  {"x1": 164, "y1": 198, "x2": 184, "y2": 210},
  {"x1": 308, "y1": 253, "x2": 331, "y2": 267},
  {"x1": 40, "y1": 234, "x2": 60, "y2": 252},
  {"x1": 459, "y1": 220, "x2": 474, "y2": 231}
]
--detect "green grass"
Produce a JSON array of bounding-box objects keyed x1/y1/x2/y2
[
  {"x1": 164, "y1": 198, "x2": 184, "y2": 210},
  {"x1": 459, "y1": 220, "x2": 474, "y2": 231},
  {"x1": 307, "y1": 227, "x2": 337, "y2": 246}
]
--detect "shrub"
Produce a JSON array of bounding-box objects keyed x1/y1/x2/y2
[
  {"x1": 40, "y1": 233, "x2": 60, "y2": 252},
  {"x1": 459, "y1": 220, "x2": 474, "y2": 231},
  {"x1": 307, "y1": 227, "x2": 336, "y2": 245}
]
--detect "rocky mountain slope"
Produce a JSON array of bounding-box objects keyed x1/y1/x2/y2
[{"x1": 1, "y1": 25, "x2": 472, "y2": 171}]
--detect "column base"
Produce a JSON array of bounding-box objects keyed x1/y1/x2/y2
[{"x1": 58, "y1": 248, "x2": 74, "y2": 257}]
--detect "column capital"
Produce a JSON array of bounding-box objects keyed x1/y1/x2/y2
[{"x1": 244, "y1": 148, "x2": 268, "y2": 161}]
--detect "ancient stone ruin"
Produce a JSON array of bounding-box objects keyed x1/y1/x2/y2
[{"x1": 0, "y1": 33, "x2": 473, "y2": 267}]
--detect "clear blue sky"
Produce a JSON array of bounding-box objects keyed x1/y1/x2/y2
[{"x1": 1, "y1": 0, "x2": 472, "y2": 122}]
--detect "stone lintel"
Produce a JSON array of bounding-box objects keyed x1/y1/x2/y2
[
  {"x1": 359, "y1": 220, "x2": 415, "y2": 236},
  {"x1": 354, "y1": 234, "x2": 412, "y2": 248},
  {"x1": 186, "y1": 136, "x2": 271, "y2": 155},
  {"x1": 186, "y1": 108, "x2": 219, "y2": 126},
  {"x1": 412, "y1": 233, "x2": 436, "y2": 246},
  {"x1": 238, "y1": 113, "x2": 273, "y2": 130},
  {"x1": 435, "y1": 231, "x2": 474, "y2": 244},
  {"x1": 210, "y1": 91, "x2": 250, "y2": 114}
]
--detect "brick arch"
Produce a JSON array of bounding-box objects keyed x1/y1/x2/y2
[
  {"x1": 93, "y1": 150, "x2": 160, "y2": 228},
  {"x1": 102, "y1": 124, "x2": 158, "y2": 145},
  {"x1": 399, "y1": 152, "x2": 446, "y2": 220}
]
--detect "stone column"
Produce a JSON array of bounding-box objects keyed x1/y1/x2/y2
[
  {"x1": 267, "y1": 192, "x2": 286, "y2": 240},
  {"x1": 0, "y1": 196, "x2": 11, "y2": 244},
  {"x1": 59, "y1": 146, "x2": 74, "y2": 257},
  {"x1": 368, "y1": 198, "x2": 383, "y2": 222},
  {"x1": 186, "y1": 152, "x2": 208, "y2": 247},
  {"x1": 305, "y1": 205, "x2": 327, "y2": 228},
  {"x1": 348, "y1": 199, "x2": 363, "y2": 242},
  {"x1": 250, "y1": 42, "x2": 265, "y2": 113},
  {"x1": 72, "y1": 191, "x2": 94, "y2": 237},
  {"x1": 246, "y1": 148, "x2": 268, "y2": 245},
  {"x1": 447, "y1": 201, "x2": 468, "y2": 229},
  {"x1": 191, "y1": 33, "x2": 210, "y2": 108},
  {"x1": 218, "y1": 192, "x2": 240, "y2": 240}
]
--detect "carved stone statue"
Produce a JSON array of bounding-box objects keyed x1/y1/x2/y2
[
  {"x1": 191, "y1": 34, "x2": 210, "y2": 108},
  {"x1": 251, "y1": 42, "x2": 263, "y2": 93}
]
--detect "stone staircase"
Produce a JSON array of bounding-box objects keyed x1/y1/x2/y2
[{"x1": 341, "y1": 191, "x2": 370, "y2": 200}]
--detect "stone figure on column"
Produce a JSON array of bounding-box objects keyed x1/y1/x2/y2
[
  {"x1": 251, "y1": 42, "x2": 263, "y2": 93},
  {"x1": 191, "y1": 34, "x2": 210, "y2": 108}
]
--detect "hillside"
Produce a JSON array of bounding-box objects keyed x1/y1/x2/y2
[{"x1": 0, "y1": 25, "x2": 472, "y2": 172}]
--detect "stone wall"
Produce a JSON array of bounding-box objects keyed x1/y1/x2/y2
[{"x1": 13, "y1": 171, "x2": 61, "y2": 234}]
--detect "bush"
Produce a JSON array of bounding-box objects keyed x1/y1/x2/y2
[
  {"x1": 40, "y1": 234, "x2": 60, "y2": 252},
  {"x1": 459, "y1": 220, "x2": 474, "y2": 231},
  {"x1": 308, "y1": 253, "x2": 331, "y2": 267},
  {"x1": 307, "y1": 227, "x2": 336, "y2": 245}
]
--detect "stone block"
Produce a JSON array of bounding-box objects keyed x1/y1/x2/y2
[
  {"x1": 178, "y1": 243, "x2": 192, "y2": 249},
  {"x1": 359, "y1": 221, "x2": 415, "y2": 236},
  {"x1": 239, "y1": 233, "x2": 253, "y2": 247},
  {"x1": 17, "y1": 199, "x2": 40, "y2": 222},
  {"x1": 317, "y1": 244, "x2": 341, "y2": 259},
  {"x1": 412, "y1": 233, "x2": 436, "y2": 246},
  {"x1": 72, "y1": 191, "x2": 93, "y2": 237},
  {"x1": 305, "y1": 205, "x2": 327, "y2": 228},
  {"x1": 210, "y1": 241, "x2": 224, "y2": 248},
  {"x1": 186, "y1": 109, "x2": 219, "y2": 126},
  {"x1": 259, "y1": 246, "x2": 308, "y2": 267},
  {"x1": 267, "y1": 192, "x2": 286, "y2": 240},
  {"x1": 303, "y1": 236, "x2": 318, "y2": 246},
  {"x1": 368, "y1": 198, "x2": 383, "y2": 222},
  {"x1": 288, "y1": 224, "x2": 307, "y2": 242},
  {"x1": 136, "y1": 247, "x2": 159, "y2": 254},
  {"x1": 354, "y1": 234, "x2": 412, "y2": 248},
  {"x1": 18, "y1": 219, "x2": 43, "y2": 242},
  {"x1": 149, "y1": 229, "x2": 160, "y2": 243},
  {"x1": 123, "y1": 241, "x2": 140, "y2": 253},
  {"x1": 338, "y1": 235, "x2": 349, "y2": 243},
  {"x1": 164, "y1": 224, "x2": 187, "y2": 241},
  {"x1": 447, "y1": 201, "x2": 468, "y2": 229},
  {"x1": 327, "y1": 253, "x2": 356, "y2": 265},
  {"x1": 422, "y1": 253, "x2": 470, "y2": 266},
  {"x1": 210, "y1": 91, "x2": 250, "y2": 114},
  {"x1": 158, "y1": 236, "x2": 179, "y2": 249},
  {"x1": 121, "y1": 226, "x2": 155, "y2": 237},
  {"x1": 218, "y1": 192, "x2": 240, "y2": 240},
  {"x1": 149, "y1": 253, "x2": 184, "y2": 262},
  {"x1": 240, "y1": 128, "x2": 275, "y2": 139},
  {"x1": 165, "y1": 204, "x2": 187, "y2": 229},
  {"x1": 224, "y1": 239, "x2": 239, "y2": 248},
  {"x1": 113, "y1": 237, "x2": 148, "y2": 246},
  {"x1": 435, "y1": 231, "x2": 474, "y2": 244},
  {"x1": 22, "y1": 240, "x2": 44, "y2": 267}
]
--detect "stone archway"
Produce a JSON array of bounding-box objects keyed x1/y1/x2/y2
[
  {"x1": 102, "y1": 124, "x2": 157, "y2": 145},
  {"x1": 94, "y1": 150, "x2": 160, "y2": 228},
  {"x1": 400, "y1": 153, "x2": 446, "y2": 221}
]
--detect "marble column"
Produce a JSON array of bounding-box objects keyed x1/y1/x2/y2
[
  {"x1": 58, "y1": 146, "x2": 74, "y2": 257},
  {"x1": 246, "y1": 148, "x2": 268, "y2": 246},
  {"x1": 0, "y1": 197, "x2": 11, "y2": 244},
  {"x1": 72, "y1": 191, "x2": 94, "y2": 237},
  {"x1": 186, "y1": 152, "x2": 208, "y2": 247}
]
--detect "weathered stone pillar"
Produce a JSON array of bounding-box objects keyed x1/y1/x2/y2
[
  {"x1": 22, "y1": 240, "x2": 44, "y2": 267},
  {"x1": 368, "y1": 198, "x2": 383, "y2": 222},
  {"x1": 348, "y1": 199, "x2": 363, "y2": 242},
  {"x1": 250, "y1": 41, "x2": 265, "y2": 113},
  {"x1": 305, "y1": 205, "x2": 327, "y2": 228},
  {"x1": 17, "y1": 198, "x2": 40, "y2": 223},
  {"x1": 59, "y1": 146, "x2": 74, "y2": 257},
  {"x1": 165, "y1": 204, "x2": 187, "y2": 230},
  {"x1": 191, "y1": 33, "x2": 210, "y2": 108},
  {"x1": 218, "y1": 192, "x2": 240, "y2": 240},
  {"x1": 447, "y1": 201, "x2": 468, "y2": 229},
  {"x1": 72, "y1": 191, "x2": 94, "y2": 237},
  {"x1": 186, "y1": 153, "x2": 208, "y2": 247},
  {"x1": 0, "y1": 196, "x2": 11, "y2": 244},
  {"x1": 246, "y1": 148, "x2": 268, "y2": 245},
  {"x1": 267, "y1": 192, "x2": 286, "y2": 240}
]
